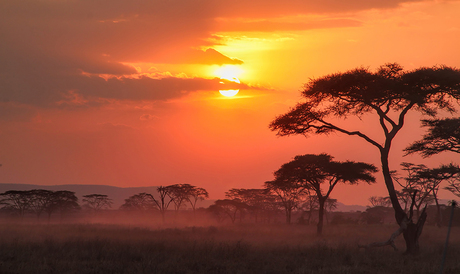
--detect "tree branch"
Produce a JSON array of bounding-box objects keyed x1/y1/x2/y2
[{"x1": 358, "y1": 218, "x2": 409, "y2": 251}]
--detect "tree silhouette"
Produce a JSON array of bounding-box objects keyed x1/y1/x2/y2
[
  {"x1": 271, "y1": 154, "x2": 376, "y2": 234},
  {"x1": 46, "y1": 190, "x2": 79, "y2": 220},
  {"x1": 186, "y1": 186, "x2": 209, "y2": 212},
  {"x1": 404, "y1": 117, "x2": 460, "y2": 157},
  {"x1": 27, "y1": 189, "x2": 55, "y2": 220},
  {"x1": 208, "y1": 199, "x2": 249, "y2": 224},
  {"x1": 0, "y1": 190, "x2": 79, "y2": 221},
  {"x1": 0, "y1": 190, "x2": 31, "y2": 217},
  {"x1": 393, "y1": 163, "x2": 434, "y2": 219},
  {"x1": 225, "y1": 188, "x2": 276, "y2": 223},
  {"x1": 264, "y1": 179, "x2": 309, "y2": 225},
  {"x1": 152, "y1": 186, "x2": 173, "y2": 222},
  {"x1": 120, "y1": 192, "x2": 157, "y2": 211},
  {"x1": 167, "y1": 184, "x2": 197, "y2": 212},
  {"x1": 417, "y1": 164, "x2": 460, "y2": 226},
  {"x1": 368, "y1": 196, "x2": 391, "y2": 207},
  {"x1": 270, "y1": 63, "x2": 460, "y2": 253},
  {"x1": 82, "y1": 194, "x2": 113, "y2": 211}
]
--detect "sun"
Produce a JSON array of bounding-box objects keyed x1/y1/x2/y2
[{"x1": 214, "y1": 65, "x2": 243, "y2": 97}]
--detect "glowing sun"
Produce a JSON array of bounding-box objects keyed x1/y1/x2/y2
[{"x1": 214, "y1": 65, "x2": 243, "y2": 97}]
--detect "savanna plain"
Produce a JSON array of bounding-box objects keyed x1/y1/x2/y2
[{"x1": 0, "y1": 218, "x2": 459, "y2": 274}]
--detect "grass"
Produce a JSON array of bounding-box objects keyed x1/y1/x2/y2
[{"x1": 0, "y1": 223, "x2": 459, "y2": 273}]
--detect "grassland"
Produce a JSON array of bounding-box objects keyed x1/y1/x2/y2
[{"x1": 0, "y1": 222, "x2": 459, "y2": 274}]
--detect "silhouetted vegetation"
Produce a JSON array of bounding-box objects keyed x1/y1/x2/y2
[
  {"x1": 0, "y1": 190, "x2": 79, "y2": 220},
  {"x1": 270, "y1": 63, "x2": 460, "y2": 254},
  {"x1": 82, "y1": 194, "x2": 113, "y2": 211},
  {"x1": 270, "y1": 154, "x2": 377, "y2": 234},
  {"x1": 405, "y1": 117, "x2": 460, "y2": 157}
]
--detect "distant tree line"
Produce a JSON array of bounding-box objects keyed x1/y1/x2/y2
[{"x1": 0, "y1": 190, "x2": 79, "y2": 220}]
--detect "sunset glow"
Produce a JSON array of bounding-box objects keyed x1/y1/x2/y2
[{"x1": 1, "y1": 0, "x2": 460, "y2": 207}]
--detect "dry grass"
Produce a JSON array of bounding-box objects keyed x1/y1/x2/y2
[{"x1": 0, "y1": 223, "x2": 459, "y2": 273}]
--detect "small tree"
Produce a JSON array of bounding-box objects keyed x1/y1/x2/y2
[
  {"x1": 264, "y1": 179, "x2": 309, "y2": 225},
  {"x1": 186, "y1": 186, "x2": 209, "y2": 212},
  {"x1": 47, "y1": 191, "x2": 80, "y2": 220},
  {"x1": 120, "y1": 192, "x2": 156, "y2": 211},
  {"x1": 0, "y1": 190, "x2": 31, "y2": 217},
  {"x1": 208, "y1": 199, "x2": 249, "y2": 224},
  {"x1": 368, "y1": 196, "x2": 391, "y2": 207},
  {"x1": 415, "y1": 164, "x2": 460, "y2": 226},
  {"x1": 27, "y1": 189, "x2": 54, "y2": 220},
  {"x1": 301, "y1": 195, "x2": 320, "y2": 225},
  {"x1": 152, "y1": 186, "x2": 173, "y2": 222},
  {"x1": 82, "y1": 194, "x2": 113, "y2": 211},
  {"x1": 394, "y1": 163, "x2": 434, "y2": 218},
  {"x1": 226, "y1": 188, "x2": 276, "y2": 223},
  {"x1": 271, "y1": 154, "x2": 376, "y2": 234}
]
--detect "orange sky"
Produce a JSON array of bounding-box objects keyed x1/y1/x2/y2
[{"x1": 1, "y1": 0, "x2": 460, "y2": 205}]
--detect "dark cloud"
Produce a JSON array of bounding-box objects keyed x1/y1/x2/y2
[
  {"x1": 215, "y1": 19, "x2": 362, "y2": 32},
  {"x1": 0, "y1": 68, "x2": 250, "y2": 107},
  {"x1": 0, "y1": 0, "x2": 429, "y2": 111}
]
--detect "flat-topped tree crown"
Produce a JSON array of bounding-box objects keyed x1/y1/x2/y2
[{"x1": 271, "y1": 63, "x2": 460, "y2": 146}]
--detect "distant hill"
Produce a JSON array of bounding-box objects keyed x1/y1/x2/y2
[{"x1": 334, "y1": 202, "x2": 366, "y2": 212}]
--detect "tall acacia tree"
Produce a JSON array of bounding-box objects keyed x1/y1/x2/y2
[
  {"x1": 272, "y1": 154, "x2": 377, "y2": 235},
  {"x1": 270, "y1": 63, "x2": 460, "y2": 253}
]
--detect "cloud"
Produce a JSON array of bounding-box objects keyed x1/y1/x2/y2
[
  {"x1": 215, "y1": 18, "x2": 363, "y2": 32},
  {"x1": 183, "y1": 49, "x2": 243, "y2": 65},
  {"x1": 139, "y1": 114, "x2": 157, "y2": 121},
  {"x1": 0, "y1": 0, "x2": 429, "y2": 111},
  {"x1": 0, "y1": 69, "x2": 251, "y2": 107}
]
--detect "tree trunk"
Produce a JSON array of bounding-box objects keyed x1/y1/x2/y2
[
  {"x1": 286, "y1": 208, "x2": 291, "y2": 224},
  {"x1": 380, "y1": 149, "x2": 405, "y2": 224},
  {"x1": 317, "y1": 200, "x2": 325, "y2": 235},
  {"x1": 380, "y1": 148, "x2": 426, "y2": 254},
  {"x1": 433, "y1": 192, "x2": 442, "y2": 227}
]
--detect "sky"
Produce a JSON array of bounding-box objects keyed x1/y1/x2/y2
[{"x1": 1, "y1": 0, "x2": 460, "y2": 206}]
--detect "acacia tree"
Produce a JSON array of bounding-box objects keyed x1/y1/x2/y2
[
  {"x1": 368, "y1": 196, "x2": 391, "y2": 207},
  {"x1": 394, "y1": 163, "x2": 434, "y2": 218},
  {"x1": 151, "y1": 186, "x2": 173, "y2": 222},
  {"x1": 269, "y1": 63, "x2": 460, "y2": 253},
  {"x1": 27, "y1": 189, "x2": 54, "y2": 219},
  {"x1": 186, "y1": 186, "x2": 209, "y2": 212},
  {"x1": 120, "y1": 192, "x2": 157, "y2": 211},
  {"x1": 208, "y1": 199, "x2": 249, "y2": 224},
  {"x1": 46, "y1": 190, "x2": 80, "y2": 220},
  {"x1": 418, "y1": 164, "x2": 460, "y2": 226},
  {"x1": 264, "y1": 179, "x2": 309, "y2": 225},
  {"x1": 0, "y1": 190, "x2": 31, "y2": 217},
  {"x1": 225, "y1": 188, "x2": 276, "y2": 223},
  {"x1": 82, "y1": 194, "x2": 113, "y2": 211},
  {"x1": 167, "y1": 184, "x2": 192, "y2": 212},
  {"x1": 271, "y1": 154, "x2": 376, "y2": 234}
]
